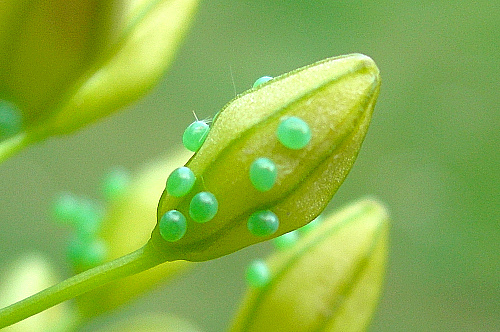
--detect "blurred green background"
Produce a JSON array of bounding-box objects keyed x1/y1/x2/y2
[{"x1": 1, "y1": 0, "x2": 498, "y2": 331}]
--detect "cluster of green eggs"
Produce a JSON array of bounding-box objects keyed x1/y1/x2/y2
[
  {"x1": 159, "y1": 76, "x2": 313, "y2": 243},
  {"x1": 52, "y1": 168, "x2": 130, "y2": 271}
]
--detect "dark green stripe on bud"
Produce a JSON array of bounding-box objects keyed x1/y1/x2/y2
[{"x1": 150, "y1": 54, "x2": 381, "y2": 261}]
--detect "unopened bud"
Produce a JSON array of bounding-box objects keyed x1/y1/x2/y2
[
  {"x1": 0, "y1": 0, "x2": 199, "y2": 162},
  {"x1": 0, "y1": 0, "x2": 116, "y2": 126},
  {"x1": 46, "y1": 0, "x2": 199, "y2": 136},
  {"x1": 150, "y1": 54, "x2": 381, "y2": 261},
  {"x1": 230, "y1": 199, "x2": 389, "y2": 332}
]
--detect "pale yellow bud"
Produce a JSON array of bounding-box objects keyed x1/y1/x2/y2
[{"x1": 230, "y1": 199, "x2": 389, "y2": 332}]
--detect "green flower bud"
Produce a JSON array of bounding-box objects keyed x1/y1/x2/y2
[
  {"x1": 0, "y1": 0, "x2": 116, "y2": 125},
  {"x1": 0, "y1": 55, "x2": 381, "y2": 328},
  {"x1": 150, "y1": 54, "x2": 381, "y2": 261},
  {"x1": 230, "y1": 198, "x2": 389, "y2": 332},
  {"x1": 0, "y1": 0, "x2": 199, "y2": 162},
  {"x1": 75, "y1": 150, "x2": 194, "y2": 319},
  {"x1": 45, "y1": 0, "x2": 199, "y2": 136}
]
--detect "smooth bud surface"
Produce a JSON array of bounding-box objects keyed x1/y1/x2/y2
[
  {"x1": 230, "y1": 199, "x2": 389, "y2": 332},
  {"x1": 151, "y1": 54, "x2": 381, "y2": 262}
]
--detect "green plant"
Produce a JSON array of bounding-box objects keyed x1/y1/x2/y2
[{"x1": 0, "y1": 1, "x2": 387, "y2": 331}]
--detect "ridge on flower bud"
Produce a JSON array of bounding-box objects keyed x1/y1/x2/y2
[{"x1": 150, "y1": 53, "x2": 381, "y2": 262}]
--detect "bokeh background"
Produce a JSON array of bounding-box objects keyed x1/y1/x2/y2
[{"x1": 1, "y1": 0, "x2": 499, "y2": 331}]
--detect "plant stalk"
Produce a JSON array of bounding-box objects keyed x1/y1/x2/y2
[{"x1": 0, "y1": 245, "x2": 162, "y2": 329}]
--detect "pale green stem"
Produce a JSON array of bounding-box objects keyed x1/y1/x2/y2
[{"x1": 0, "y1": 245, "x2": 163, "y2": 329}]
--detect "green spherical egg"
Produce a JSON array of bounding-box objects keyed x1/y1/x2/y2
[
  {"x1": 0, "y1": 100, "x2": 23, "y2": 141},
  {"x1": 247, "y1": 210, "x2": 279, "y2": 236},
  {"x1": 166, "y1": 166, "x2": 196, "y2": 197},
  {"x1": 182, "y1": 121, "x2": 210, "y2": 152},
  {"x1": 246, "y1": 259, "x2": 271, "y2": 288},
  {"x1": 249, "y1": 157, "x2": 277, "y2": 192},
  {"x1": 189, "y1": 191, "x2": 218, "y2": 223},
  {"x1": 252, "y1": 76, "x2": 273, "y2": 88},
  {"x1": 276, "y1": 116, "x2": 311, "y2": 150},
  {"x1": 159, "y1": 210, "x2": 187, "y2": 242}
]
